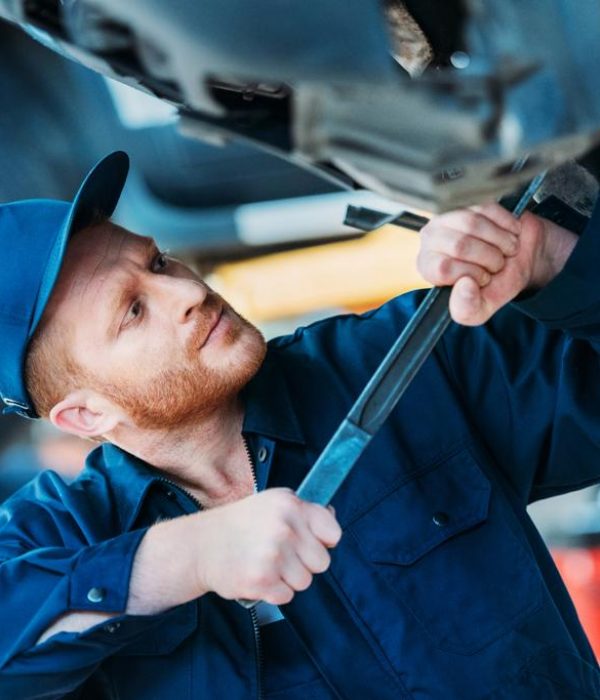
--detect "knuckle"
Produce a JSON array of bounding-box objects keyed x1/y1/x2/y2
[
  {"x1": 452, "y1": 235, "x2": 470, "y2": 258},
  {"x1": 437, "y1": 256, "x2": 453, "y2": 278},
  {"x1": 273, "y1": 488, "x2": 295, "y2": 505},
  {"x1": 249, "y1": 568, "x2": 275, "y2": 590},
  {"x1": 276, "y1": 520, "x2": 294, "y2": 539},
  {"x1": 262, "y1": 536, "x2": 286, "y2": 567},
  {"x1": 463, "y1": 211, "x2": 480, "y2": 230},
  {"x1": 259, "y1": 542, "x2": 284, "y2": 569},
  {"x1": 276, "y1": 491, "x2": 300, "y2": 515},
  {"x1": 505, "y1": 236, "x2": 519, "y2": 255}
]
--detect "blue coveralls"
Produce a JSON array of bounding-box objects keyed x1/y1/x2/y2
[{"x1": 2, "y1": 207, "x2": 600, "y2": 698}]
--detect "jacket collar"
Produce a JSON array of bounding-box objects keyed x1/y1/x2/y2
[
  {"x1": 240, "y1": 349, "x2": 305, "y2": 445},
  {"x1": 87, "y1": 442, "x2": 164, "y2": 531},
  {"x1": 90, "y1": 347, "x2": 305, "y2": 530}
]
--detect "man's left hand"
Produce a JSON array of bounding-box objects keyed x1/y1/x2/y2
[{"x1": 417, "y1": 203, "x2": 578, "y2": 325}]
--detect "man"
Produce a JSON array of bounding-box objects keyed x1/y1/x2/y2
[{"x1": 0, "y1": 151, "x2": 599, "y2": 699}]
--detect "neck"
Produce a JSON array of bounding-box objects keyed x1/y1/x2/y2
[{"x1": 108, "y1": 395, "x2": 255, "y2": 508}]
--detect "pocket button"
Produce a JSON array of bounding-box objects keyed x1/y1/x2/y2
[{"x1": 432, "y1": 511, "x2": 450, "y2": 527}]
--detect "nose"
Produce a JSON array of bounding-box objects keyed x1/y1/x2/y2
[{"x1": 151, "y1": 274, "x2": 209, "y2": 324}]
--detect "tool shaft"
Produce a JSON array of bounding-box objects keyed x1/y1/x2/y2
[{"x1": 238, "y1": 169, "x2": 547, "y2": 609}]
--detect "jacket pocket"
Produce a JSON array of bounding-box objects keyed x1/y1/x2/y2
[{"x1": 349, "y1": 446, "x2": 542, "y2": 654}]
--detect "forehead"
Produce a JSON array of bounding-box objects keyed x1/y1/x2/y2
[
  {"x1": 44, "y1": 222, "x2": 154, "y2": 324},
  {"x1": 68, "y1": 222, "x2": 152, "y2": 268}
]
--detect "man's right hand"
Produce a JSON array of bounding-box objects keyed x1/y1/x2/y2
[{"x1": 193, "y1": 488, "x2": 342, "y2": 605}]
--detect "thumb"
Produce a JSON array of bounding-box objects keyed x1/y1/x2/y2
[{"x1": 449, "y1": 276, "x2": 488, "y2": 326}]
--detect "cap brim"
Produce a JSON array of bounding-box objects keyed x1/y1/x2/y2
[{"x1": 29, "y1": 151, "x2": 130, "y2": 335}]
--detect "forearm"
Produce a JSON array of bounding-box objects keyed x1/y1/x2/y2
[
  {"x1": 126, "y1": 512, "x2": 207, "y2": 615},
  {"x1": 36, "y1": 610, "x2": 116, "y2": 645},
  {"x1": 33, "y1": 488, "x2": 341, "y2": 645},
  {"x1": 35, "y1": 513, "x2": 206, "y2": 644}
]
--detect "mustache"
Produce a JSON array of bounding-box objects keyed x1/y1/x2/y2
[{"x1": 186, "y1": 294, "x2": 224, "y2": 355}]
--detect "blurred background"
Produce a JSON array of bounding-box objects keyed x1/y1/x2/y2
[{"x1": 0, "y1": 16, "x2": 599, "y2": 657}]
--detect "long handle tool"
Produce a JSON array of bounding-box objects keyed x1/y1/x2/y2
[
  {"x1": 296, "y1": 169, "x2": 547, "y2": 506},
  {"x1": 238, "y1": 169, "x2": 547, "y2": 608}
]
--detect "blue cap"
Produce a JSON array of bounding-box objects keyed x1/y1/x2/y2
[{"x1": 0, "y1": 151, "x2": 130, "y2": 419}]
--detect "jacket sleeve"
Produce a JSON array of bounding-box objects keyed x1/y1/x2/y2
[
  {"x1": 0, "y1": 470, "x2": 168, "y2": 699},
  {"x1": 283, "y1": 203, "x2": 600, "y2": 506},
  {"x1": 437, "y1": 199, "x2": 600, "y2": 503}
]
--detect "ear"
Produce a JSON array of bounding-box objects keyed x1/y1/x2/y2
[{"x1": 49, "y1": 390, "x2": 121, "y2": 439}]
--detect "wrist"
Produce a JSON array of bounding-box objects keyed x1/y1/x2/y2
[
  {"x1": 127, "y1": 513, "x2": 209, "y2": 615},
  {"x1": 189, "y1": 510, "x2": 214, "y2": 598},
  {"x1": 530, "y1": 217, "x2": 578, "y2": 289}
]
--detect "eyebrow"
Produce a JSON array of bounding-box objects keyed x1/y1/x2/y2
[{"x1": 104, "y1": 239, "x2": 159, "y2": 338}]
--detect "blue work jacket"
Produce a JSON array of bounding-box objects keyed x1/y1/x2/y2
[{"x1": 3, "y1": 212, "x2": 600, "y2": 699}]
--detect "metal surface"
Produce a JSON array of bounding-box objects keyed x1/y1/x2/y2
[
  {"x1": 344, "y1": 205, "x2": 429, "y2": 233},
  {"x1": 1, "y1": 1, "x2": 600, "y2": 210}
]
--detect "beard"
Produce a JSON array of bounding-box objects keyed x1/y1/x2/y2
[{"x1": 96, "y1": 309, "x2": 267, "y2": 430}]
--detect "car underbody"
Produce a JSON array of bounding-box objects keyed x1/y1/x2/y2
[{"x1": 2, "y1": 0, "x2": 600, "y2": 214}]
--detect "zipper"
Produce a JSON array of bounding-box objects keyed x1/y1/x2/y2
[
  {"x1": 242, "y1": 434, "x2": 259, "y2": 493},
  {"x1": 249, "y1": 604, "x2": 264, "y2": 700},
  {"x1": 158, "y1": 442, "x2": 264, "y2": 700},
  {"x1": 156, "y1": 476, "x2": 203, "y2": 511},
  {"x1": 242, "y1": 435, "x2": 263, "y2": 700}
]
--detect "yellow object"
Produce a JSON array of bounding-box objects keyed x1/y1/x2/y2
[{"x1": 209, "y1": 224, "x2": 430, "y2": 323}]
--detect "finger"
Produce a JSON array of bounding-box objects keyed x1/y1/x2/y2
[
  {"x1": 449, "y1": 276, "x2": 492, "y2": 326},
  {"x1": 426, "y1": 213, "x2": 519, "y2": 258},
  {"x1": 425, "y1": 229, "x2": 509, "y2": 273},
  {"x1": 294, "y1": 526, "x2": 332, "y2": 574},
  {"x1": 417, "y1": 251, "x2": 491, "y2": 288},
  {"x1": 261, "y1": 581, "x2": 295, "y2": 606},
  {"x1": 280, "y1": 548, "x2": 314, "y2": 592},
  {"x1": 303, "y1": 502, "x2": 342, "y2": 548},
  {"x1": 470, "y1": 202, "x2": 522, "y2": 236}
]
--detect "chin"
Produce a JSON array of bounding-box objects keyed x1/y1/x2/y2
[
  {"x1": 224, "y1": 324, "x2": 267, "y2": 385},
  {"x1": 113, "y1": 320, "x2": 267, "y2": 431},
  {"x1": 204, "y1": 312, "x2": 266, "y2": 372}
]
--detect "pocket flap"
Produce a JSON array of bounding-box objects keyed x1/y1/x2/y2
[{"x1": 351, "y1": 448, "x2": 491, "y2": 565}]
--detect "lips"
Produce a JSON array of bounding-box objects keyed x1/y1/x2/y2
[
  {"x1": 205, "y1": 306, "x2": 224, "y2": 344},
  {"x1": 198, "y1": 305, "x2": 224, "y2": 349}
]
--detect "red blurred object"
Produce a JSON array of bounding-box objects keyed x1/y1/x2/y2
[{"x1": 552, "y1": 546, "x2": 600, "y2": 658}]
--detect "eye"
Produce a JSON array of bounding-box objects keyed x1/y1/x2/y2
[
  {"x1": 151, "y1": 252, "x2": 169, "y2": 273},
  {"x1": 123, "y1": 300, "x2": 143, "y2": 327}
]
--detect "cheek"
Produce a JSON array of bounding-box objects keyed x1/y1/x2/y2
[
  {"x1": 123, "y1": 336, "x2": 178, "y2": 375},
  {"x1": 91, "y1": 331, "x2": 179, "y2": 383}
]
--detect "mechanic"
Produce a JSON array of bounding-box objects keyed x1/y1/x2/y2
[{"x1": 0, "y1": 151, "x2": 599, "y2": 699}]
